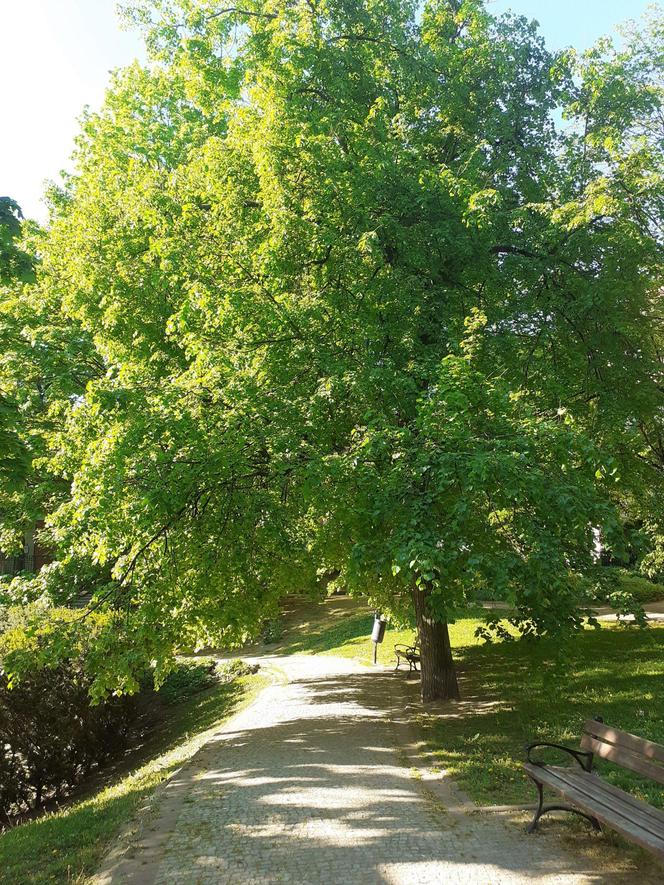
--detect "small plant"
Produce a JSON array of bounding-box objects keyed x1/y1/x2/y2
[
  {"x1": 158, "y1": 659, "x2": 217, "y2": 706},
  {"x1": 215, "y1": 659, "x2": 260, "y2": 683},
  {"x1": 260, "y1": 617, "x2": 283, "y2": 644}
]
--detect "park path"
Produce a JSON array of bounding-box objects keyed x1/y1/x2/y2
[{"x1": 96, "y1": 655, "x2": 647, "y2": 885}]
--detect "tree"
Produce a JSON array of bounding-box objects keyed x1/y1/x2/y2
[
  {"x1": 0, "y1": 197, "x2": 101, "y2": 566},
  {"x1": 6, "y1": 1, "x2": 662, "y2": 700},
  {"x1": 0, "y1": 199, "x2": 34, "y2": 544}
]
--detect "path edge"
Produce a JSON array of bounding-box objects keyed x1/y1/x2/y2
[{"x1": 89, "y1": 669, "x2": 280, "y2": 885}]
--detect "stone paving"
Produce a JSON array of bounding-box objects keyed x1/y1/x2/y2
[{"x1": 97, "y1": 655, "x2": 652, "y2": 884}]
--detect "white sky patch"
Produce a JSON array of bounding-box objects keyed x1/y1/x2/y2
[
  {"x1": 0, "y1": 0, "x2": 144, "y2": 223},
  {"x1": 0, "y1": 0, "x2": 652, "y2": 225}
]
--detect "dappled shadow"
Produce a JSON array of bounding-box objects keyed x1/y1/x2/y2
[
  {"x1": 274, "y1": 609, "x2": 374, "y2": 655},
  {"x1": 140, "y1": 663, "x2": 645, "y2": 884},
  {"x1": 419, "y1": 625, "x2": 664, "y2": 817}
]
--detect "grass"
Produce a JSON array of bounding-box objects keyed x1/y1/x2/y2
[
  {"x1": 275, "y1": 595, "x2": 664, "y2": 811},
  {"x1": 0, "y1": 671, "x2": 268, "y2": 885},
  {"x1": 275, "y1": 595, "x2": 482, "y2": 665},
  {"x1": 419, "y1": 624, "x2": 664, "y2": 809}
]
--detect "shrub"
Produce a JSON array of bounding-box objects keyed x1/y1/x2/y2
[
  {"x1": 0, "y1": 658, "x2": 135, "y2": 822},
  {"x1": 260, "y1": 617, "x2": 283, "y2": 643},
  {"x1": 615, "y1": 569, "x2": 664, "y2": 604},
  {"x1": 0, "y1": 603, "x2": 260, "y2": 823},
  {"x1": 157, "y1": 658, "x2": 218, "y2": 705},
  {"x1": 215, "y1": 659, "x2": 260, "y2": 682},
  {"x1": 0, "y1": 605, "x2": 139, "y2": 821}
]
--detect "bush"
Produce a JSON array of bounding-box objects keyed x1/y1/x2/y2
[
  {"x1": 0, "y1": 602, "x2": 261, "y2": 823},
  {"x1": 0, "y1": 659, "x2": 135, "y2": 822},
  {"x1": 0, "y1": 605, "x2": 138, "y2": 822},
  {"x1": 260, "y1": 617, "x2": 283, "y2": 643},
  {"x1": 155, "y1": 657, "x2": 259, "y2": 704},
  {"x1": 614, "y1": 569, "x2": 664, "y2": 604},
  {"x1": 157, "y1": 658, "x2": 218, "y2": 705},
  {"x1": 215, "y1": 659, "x2": 260, "y2": 682}
]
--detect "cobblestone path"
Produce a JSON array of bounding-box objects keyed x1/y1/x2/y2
[{"x1": 99, "y1": 656, "x2": 647, "y2": 884}]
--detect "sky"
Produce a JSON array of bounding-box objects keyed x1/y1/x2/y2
[{"x1": 0, "y1": 0, "x2": 656, "y2": 223}]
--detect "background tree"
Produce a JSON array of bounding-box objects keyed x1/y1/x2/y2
[
  {"x1": 5, "y1": 0, "x2": 662, "y2": 701},
  {"x1": 0, "y1": 195, "x2": 101, "y2": 572},
  {"x1": 0, "y1": 199, "x2": 34, "y2": 550}
]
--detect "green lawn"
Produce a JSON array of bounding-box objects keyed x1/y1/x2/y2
[
  {"x1": 276, "y1": 601, "x2": 482, "y2": 665},
  {"x1": 276, "y1": 598, "x2": 664, "y2": 810},
  {"x1": 0, "y1": 672, "x2": 268, "y2": 885},
  {"x1": 420, "y1": 623, "x2": 664, "y2": 808}
]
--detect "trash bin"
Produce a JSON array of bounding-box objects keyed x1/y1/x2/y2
[{"x1": 371, "y1": 613, "x2": 387, "y2": 643}]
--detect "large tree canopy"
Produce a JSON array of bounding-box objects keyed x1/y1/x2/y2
[{"x1": 3, "y1": 0, "x2": 662, "y2": 699}]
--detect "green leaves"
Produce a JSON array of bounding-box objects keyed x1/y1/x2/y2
[{"x1": 3, "y1": 1, "x2": 661, "y2": 689}]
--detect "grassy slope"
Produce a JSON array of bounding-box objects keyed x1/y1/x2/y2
[
  {"x1": 277, "y1": 597, "x2": 664, "y2": 808},
  {"x1": 420, "y1": 625, "x2": 664, "y2": 808},
  {"x1": 0, "y1": 673, "x2": 268, "y2": 885},
  {"x1": 277, "y1": 602, "x2": 481, "y2": 666}
]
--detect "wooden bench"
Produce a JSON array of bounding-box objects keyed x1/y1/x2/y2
[
  {"x1": 524, "y1": 718, "x2": 664, "y2": 860},
  {"x1": 394, "y1": 642, "x2": 420, "y2": 675}
]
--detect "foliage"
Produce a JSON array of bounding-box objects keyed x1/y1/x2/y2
[
  {"x1": 215, "y1": 658, "x2": 260, "y2": 680},
  {"x1": 155, "y1": 654, "x2": 261, "y2": 703},
  {"x1": 0, "y1": 670, "x2": 266, "y2": 885},
  {"x1": 1, "y1": 1, "x2": 662, "y2": 692},
  {"x1": 0, "y1": 606, "x2": 254, "y2": 820},
  {"x1": 0, "y1": 607, "x2": 137, "y2": 820},
  {"x1": 260, "y1": 617, "x2": 284, "y2": 644},
  {"x1": 156, "y1": 657, "x2": 218, "y2": 704},
  {"x1": 607, "y1": 568, "x2": 664, "y2": 605},
  {"x1": 0, "y1": 197, "x2": 100, "y2": 560},
  {"x1": 0, "y1": 199, "x2": 33, "y2": 521},
  {"x1": 0, "y1": 199, "x2": 33, "y2": 287}
]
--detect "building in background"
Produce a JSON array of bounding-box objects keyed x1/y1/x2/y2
[{"x1": 0, "y1": 523, "x2": 51, "y2": 576}]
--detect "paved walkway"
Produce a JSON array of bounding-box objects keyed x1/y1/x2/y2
[
  {"x1": 97, "y1": 656, "x2": 651, "y2": 884},
  {"x1": 595, "y1": 600, "x2": 664, "y2": 622}
]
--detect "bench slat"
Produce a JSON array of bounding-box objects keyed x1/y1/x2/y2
[
  {"x1": 526, "y1": 764, "x2": 664, "y2": 836},
  {"x1": 580, "y1": 736, "x2": 664, "y2": 786},
  {"x1": 575, "y1": 772, "x2": 664, "y2": 829},
  {"x1": 541, "y1": 766, "x2": 664, "y2": 838},
  {"x1": 525, "y1": 764, "x2": 664, "y2": 857},
  {"x1": 582, "y1": 719, "x2": 664, "y2": 764}
]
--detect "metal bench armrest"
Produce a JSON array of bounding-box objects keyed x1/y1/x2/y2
[{"x1": 526, "y1": 742, "x2": 593, "y2": 772}]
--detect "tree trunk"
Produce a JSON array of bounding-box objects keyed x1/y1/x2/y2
[{"x1": 412, "y1": 583, "x2": 460, "y2": 702}]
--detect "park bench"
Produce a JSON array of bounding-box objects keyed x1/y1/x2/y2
[
  {"x1": 394, "y1": 642, "x2": 420, "y2": 675},
  {"x1": 524, "y1": 718, "x2": 664, "y2": 860}
]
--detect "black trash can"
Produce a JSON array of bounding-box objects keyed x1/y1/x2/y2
[{"x1": 371, "y1": 614, "x2": 387, "y2": 644}]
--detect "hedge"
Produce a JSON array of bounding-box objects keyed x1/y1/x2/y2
[
  {"x1": 0, "y1": 659, "x2": 135, "y2": 821},
  {"x1": 0, "y1": 607, "x2": 252, "y2": 823}
]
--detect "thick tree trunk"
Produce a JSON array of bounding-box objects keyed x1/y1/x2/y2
[{"x1": 412, "y1": 583, "x2": 460, "y2": 702}]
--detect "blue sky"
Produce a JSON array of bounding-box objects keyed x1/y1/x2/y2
[{"x1": 0, "y1": 0, "x2": 656, "y2": 222}]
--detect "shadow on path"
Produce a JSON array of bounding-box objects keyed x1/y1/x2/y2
[{"x1": 101, "y1": 658, "x2": 650, "y2": 884}]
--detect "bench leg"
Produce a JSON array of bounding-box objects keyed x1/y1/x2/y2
[{"x1": 527, "y1": 780, "x2": 601, "y2": 834}]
